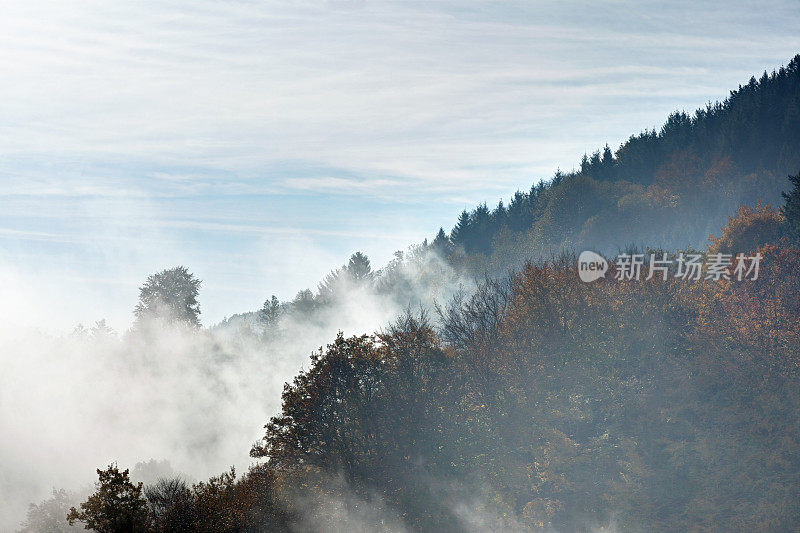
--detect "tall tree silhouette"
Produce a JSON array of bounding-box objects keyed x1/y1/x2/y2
[
  {"x1": 67, "y1": 465, "x2": 149, "y2": 533},
  {"x1": 345, "y1": 252, "x2": 373, "y2": 283},
  {"x1": 782, "y1": 170, "x2": 800, "y2": 242},
  {"x1": 259, "y1": 295, "x2": 281, "y2": 327},
  {"x1": 134, "y1": 266, "x2": 201, "y2": 327}
]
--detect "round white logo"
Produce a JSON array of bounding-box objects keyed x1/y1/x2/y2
[{"x1": 578, "y1": 251, "x2": 608, "y2": 282}]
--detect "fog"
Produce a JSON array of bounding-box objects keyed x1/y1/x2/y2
[{"x1": 0, "y1": 247, "x2": 469, "y2": 531}]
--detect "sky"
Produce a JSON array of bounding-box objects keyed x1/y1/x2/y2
[{"x1": 1, "y1": 0, "x2": 800, "y2": 331}]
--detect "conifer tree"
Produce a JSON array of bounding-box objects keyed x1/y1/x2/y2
[{"x1": 782, "y1": 170, "x2": 800, "y2": 242}]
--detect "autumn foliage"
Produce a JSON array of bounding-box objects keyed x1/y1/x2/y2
[
  {"x1": 58, "y1": 232, "x2": 800, "y2": 532},
  {"x1": 708, "y1": 202, "x2": 785, "y2": 254}
]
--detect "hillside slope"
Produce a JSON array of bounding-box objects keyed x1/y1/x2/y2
[
  {"x1": 434, "y1": 54, "x2": 800, "y2": 275},
  {"x1": 42, "y1": 55, "x2": 800, "y2": 533}
]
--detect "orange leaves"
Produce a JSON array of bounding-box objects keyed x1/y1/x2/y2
[
  {"x1": 691, "y1": 243, "x2": 800, "y2": 374},
  {"x1": 708, "y1": 202, "x2": 785, "y2": 255}
]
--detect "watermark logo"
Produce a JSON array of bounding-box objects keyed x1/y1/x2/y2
[
  {"x1": 578, "y1": 250, "x2": 609, "y2": 282},
  {"x1": 578, "y1": 251, "x2": 762, "y2": 283}
]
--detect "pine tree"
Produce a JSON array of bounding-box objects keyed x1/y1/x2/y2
[
  {"x1": 345, "y1": 252, "x2": 373, "y2": 283},
  {"x1": 292, "y1": 289, "x2": 317, "y2": 315},
  {"x1": 507, "y1": 191, "x2": 530, "y2": 233},
  {"x1": 781, "y1": 170, "x2": 800, "y2": 242},
  {"x1": 600, "y1": 144, "x2": 614, "y2": 180},
  {"x1": 450, "y1": 210, "x2": 472, "y2": 247},
  {"x1": 580, "y1": 153, "x2": 590, "y2": 174},
  {"x1": 472, "y1": 203, "x2": 492, "y2": 254},
  {"x1": 317, "y1": 268, "x2": 343, "y2": 302},
  {"x1": 259, "y1": 295, "x2": 281, "y2": 326},
  {"x1": 431, "y1": 227, "x2": 452, "y2": 255}
]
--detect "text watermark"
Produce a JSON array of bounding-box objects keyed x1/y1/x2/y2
[{"x1": 578, "y1": 251, "x2": 762, "y2": 283}]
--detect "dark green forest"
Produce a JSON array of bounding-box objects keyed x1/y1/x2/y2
[
  {"x1": 24, "y1": 56, "x2": 800, "y2": 532},
  {"x1": 436, "y1": 55, "x2": 800, "y2": 275}
]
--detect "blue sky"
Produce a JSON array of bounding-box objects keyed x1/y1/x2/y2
[{"x1": 1, "y1": 0, "x2": 800, "y2": 330}]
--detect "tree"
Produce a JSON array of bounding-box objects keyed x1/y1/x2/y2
[
  {"x1": 67, "y1": 464, "x2": 150, "y2": 533},
  {"x1": 91, "y1": 319, "x2": 116, "y2": 341},
  {"x1": 471, "y1": 203, "x2": 492, "y2": 254},
  {"x1": 708, "y1": 203, "x2": 784, "y2": 254},
  {"x1": 316, "y1": 253, "x2": 373, "y2": 303},
  {"x1": 144, "y1": 478, "x2": 193, "y2": 533},
  {"x1": 598, "y1": 144, "x2": 615, "y2": 180},
  {"x1": 20, "y1": 489, "x2": 77, "y2": 533},
  {"x1": 781, "y1": 170, "x2": 800, "y2": 242},
  {"x1": 259, "y1": 295, "x2": 281, "y2": 327},
  {"x1": 344, "y1": 252, "x2": 373, "y2": 283},
  {"x1": 134, "y1": 267, "x2": 201, "y2": 328},
  {"x1": 291, "y1": 289, "x2": 317, "y2": 316},
  {"x1": 431, "y1": 227, "x2": 452, "y2": 256},
  {"x1": 450, "y1": 210, "x2": 472, "y2": 248},
  {"x1": 317, "y1": 268, "x2": 344, "y2": 302}
]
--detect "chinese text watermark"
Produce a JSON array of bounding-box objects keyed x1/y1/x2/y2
[{"x1": 578, "y1": 251, "x2": 762, "y2": 283}]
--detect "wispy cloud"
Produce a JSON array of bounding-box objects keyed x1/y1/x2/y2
[{"x1": 0, "y1": 0, "x2": 799, "y2": 326}]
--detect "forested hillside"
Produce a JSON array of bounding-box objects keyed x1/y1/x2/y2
[
  {"x1": 433, "y1": 54, "x2": 800, "y2": 276},
  {"x1": 225, "y1": 54, "x2": 800, "y2": 331},
  {"x1": 23, "y1": 56, "x2": 800, "y2": 532}
]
